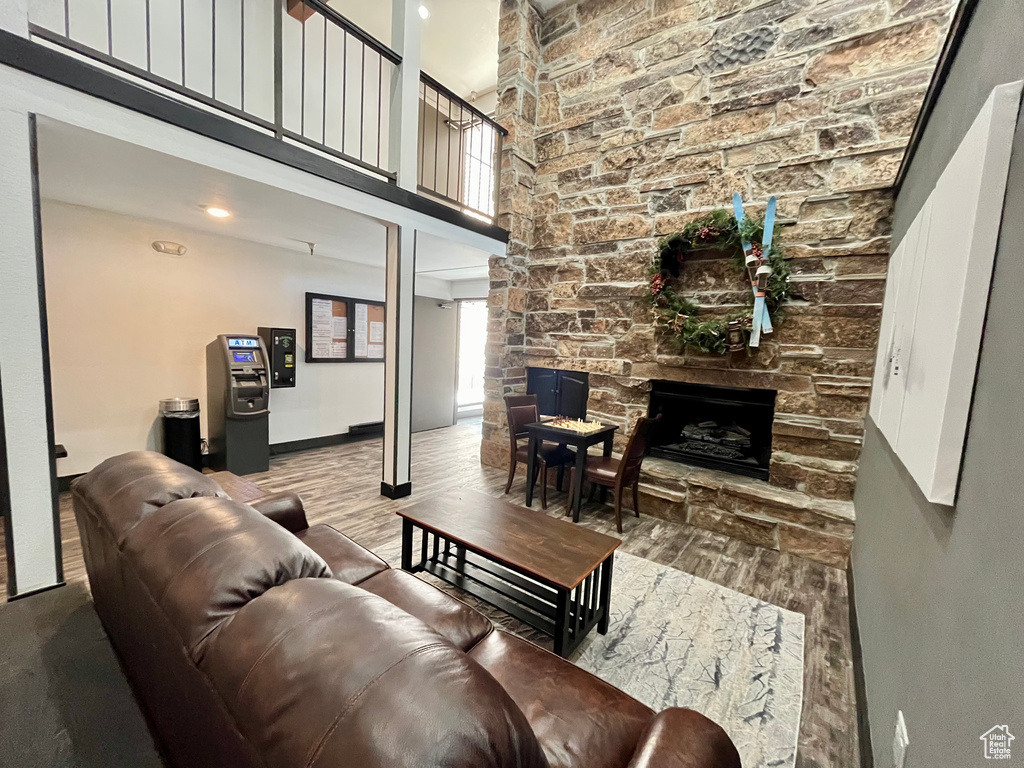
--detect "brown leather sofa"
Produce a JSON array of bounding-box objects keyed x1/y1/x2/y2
[{"x1": 71, "y1": 451, "x2": 741, "y2": 768}]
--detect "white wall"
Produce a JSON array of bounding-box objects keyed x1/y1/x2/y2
[{"x1": 42, "y1": 201, "x2": 388, "y2": 476}]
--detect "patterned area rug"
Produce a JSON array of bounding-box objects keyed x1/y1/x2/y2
[{"x1": 375, "y1": 539, "x2": 804, "y2": 768}]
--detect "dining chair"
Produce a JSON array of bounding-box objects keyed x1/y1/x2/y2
[
  {"x1": 568, "y1": 414, "x2": 661, "y2": 532},
  {"x1": 503, "y1": 394, "x2": 574, "y2": 510}
]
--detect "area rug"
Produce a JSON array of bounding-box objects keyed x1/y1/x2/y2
[{"x1": 375, "y1": 539, "x2": 805, "y2": 768}]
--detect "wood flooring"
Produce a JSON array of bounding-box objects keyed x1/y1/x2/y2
[{"x1": 0, "y1": 419, "x2": 859, "y2": 768}]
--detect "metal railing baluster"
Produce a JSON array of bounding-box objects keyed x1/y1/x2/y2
[
  {"x1": 180, "y1": 0, "x2": 186, "y2": 86},
  {"x1": 433, "y1": 87, "x2": 440, "y2": 194},
  {"x1": 376, "y1": 52, "x2": 383, "y2": 170},
  {"x1": 341, "y1": 30, "x2": 348, "y2": 154},
  {"x1": 359, "y1": 45, "x2": 365, "y2": 162},
  {"x1": 211, "y1": 0, "x2": 216, "y2": 100},
  {"x1": 144, "y1": 0, "x2": 151, "y2": 72},
  {"x1": 456, "y1": 101, "x2": 465, "y2": 207},
  {"x1": 418, "y1": 80, "x2": 426, "y2": 186},
  {"x1": 239, "y1": 0, "x2": 244, "y2": 111},
  {"x1": 322, "y1": 13, "x2": 328, "y2": 145},
  {"x1": 300, "y1": 7, "x2": 306, "y2": 136},
  {"x1": 106, "y1": 0, "x2": 112, "y2": 56},
  {"x1": 444, "y1": 94, "x2": 453, "y2": 200}
]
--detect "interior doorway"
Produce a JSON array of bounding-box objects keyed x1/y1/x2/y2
[{"x1": 455, "y1": 300, "x2": 488, "y2": 419}]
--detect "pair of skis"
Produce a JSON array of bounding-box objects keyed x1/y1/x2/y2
[{"x1": 732, "y1": 193, "x2": 776, "y2": 348}]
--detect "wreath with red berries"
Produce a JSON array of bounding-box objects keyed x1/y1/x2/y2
[{"x1": 648, "y1": 208, "x2": 791, "y2": 355}]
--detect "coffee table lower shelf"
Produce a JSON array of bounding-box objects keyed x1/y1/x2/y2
[{"x1": 401, "y1": 519, "x2": 613, "y2": 658}]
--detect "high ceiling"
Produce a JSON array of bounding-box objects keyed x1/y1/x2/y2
[
  {"x1": 35, "y1": 119, "x2": 491, "y2": 282},
  {"x1": 330, "y1": 0, "x2": 499, "y2": 105}
]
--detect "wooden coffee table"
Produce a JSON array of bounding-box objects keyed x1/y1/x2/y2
[{"x1": 397, "y1": 490, "x2": 621, "y2": 657}]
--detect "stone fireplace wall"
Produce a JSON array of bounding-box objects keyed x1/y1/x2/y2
[{"x1": 483, "y1": 0, "x2": 954, "y2": 566}]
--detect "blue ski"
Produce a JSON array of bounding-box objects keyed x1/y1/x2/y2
[
  {"x1": 751, "y1": 196, "x2": 777, "y2": 342},
  {"x1": 733, "y1": 194, "x2": 773, "y2": 345}
]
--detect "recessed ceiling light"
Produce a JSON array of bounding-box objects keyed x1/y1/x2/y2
[
  {"x1": 205, "y1": 206, "x2": 231, "y2": 218},
  {"x1": 418, "y1": 5, "x2": 430, "y2": 19}
]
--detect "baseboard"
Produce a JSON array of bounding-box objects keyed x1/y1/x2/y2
[
  {"x1": 847, "y1": 566, "x2": 875, "y2": 768},
  {"x1": 269, "y1": 427, "x2": 381, "y2": 456},
  {"x1": 348, "y1": 420, "x2": 385, "y2": 437},
  {"x1": 380, "y1": 481, "x2": 412, "y2": 499},
  {"x1": 8, "y1": 580, "x2": 66, "y2": 602}
]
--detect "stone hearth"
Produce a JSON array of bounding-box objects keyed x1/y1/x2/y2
[{"x1": 481, "y1": 0, "x2": 954, "y2": 568}]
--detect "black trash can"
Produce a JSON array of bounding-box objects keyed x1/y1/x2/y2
[{"x1": 160, "y1": 398, "x2": 203, "y2": 471}]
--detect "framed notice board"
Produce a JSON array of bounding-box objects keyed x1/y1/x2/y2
[{"x1": 305, "y1": 292, "x2": 386, "y2": 363}]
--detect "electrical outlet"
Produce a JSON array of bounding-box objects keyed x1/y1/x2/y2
[{"x1": 893, "y1": 711, "x2": 910, "y2": 768}]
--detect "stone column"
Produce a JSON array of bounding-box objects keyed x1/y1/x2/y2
[{"x1": 480, "y1": 0, "x2": 542, "y2": 468}]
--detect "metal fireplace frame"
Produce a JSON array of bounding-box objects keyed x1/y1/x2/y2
[{"x1": 646, "y1": 380, "x2": 776, "y2": 481}]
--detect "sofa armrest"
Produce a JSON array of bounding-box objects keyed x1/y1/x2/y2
[
  {"x1": 248, "y1": 491, "x2": 309, "y2": 533},
  {"x1": 626, "y1": 709, "x2": 741, "y2": 768}
]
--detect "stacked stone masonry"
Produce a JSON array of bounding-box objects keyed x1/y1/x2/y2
[{"x1": 483, "y1": 0, "x2": 955, "y2": 568}]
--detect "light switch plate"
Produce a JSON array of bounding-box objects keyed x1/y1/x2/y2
[{"x1": 893, "y1": 710, "x2": 910, "y2": 768}]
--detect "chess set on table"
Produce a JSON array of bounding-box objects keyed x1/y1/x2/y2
[{"x1": 545, "y1": 417, "x2": 606, "y2": 434}]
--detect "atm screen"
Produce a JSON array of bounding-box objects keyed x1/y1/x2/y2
[
  {"x1": 227, "y1": 337, "x2": 260, "y2": 348},
  {"x1": 233, "y1": 352, "x2": 256, "y2": 363}
]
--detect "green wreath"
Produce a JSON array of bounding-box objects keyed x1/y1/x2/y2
[{"x1": 648, "y1": 208, "x2": 792, "y2": 355}]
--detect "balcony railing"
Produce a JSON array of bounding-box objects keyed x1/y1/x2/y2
[
  {"x1": 26, "y1": 0, "x2": 506, "y2": 222},
  {"x1": 418, "y1": 73, "x2": 505, "y2": 222}
]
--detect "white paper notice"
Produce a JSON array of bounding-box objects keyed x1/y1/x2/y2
[
  {"x1": 354, "y1": 303, "x2": 369, "y2": 357},
  {"x1": 369, "y1": 320, "x2": 384, "y2": 344},
  {"x1": 310, "y1": 298, "x2": 333, "y2": 359},
  {"x1": 367, "y1": 343, "x2": 384, "y2": 358},
  {"x1": 332, "y1": 315, "x2": 347, "y2": 339},
  {"x1": 332, "y1": 341, "x2": 347, "y2": 358}
]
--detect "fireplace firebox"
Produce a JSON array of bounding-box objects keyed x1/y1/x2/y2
[{"x1": 647, "y1": 381, "x2": 776, "y2": 480}]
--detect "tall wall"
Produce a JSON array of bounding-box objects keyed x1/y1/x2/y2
[
  {"x1": 483, "y1": 0, "x2": 953, "y2": 504},
  {"x1": 853, "y1": 1, "x2": 1024, "y2": 765},
  {"x1": 480, "y1": 0, "x2": 543, "y2": 466}
]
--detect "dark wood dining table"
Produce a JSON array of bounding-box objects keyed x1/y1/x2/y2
[{"x1": 524, "y1": 420, "x2": 618, "y2": 523}]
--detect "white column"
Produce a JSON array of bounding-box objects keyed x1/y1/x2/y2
[
  {"x1": 382, "y1": 225, "x2": 415, "y2": 497},
  {"x1": 389, "y1": 0, "x2": 422, "y2": 192},
  {"x1": 0, "y1": 110, "x2": 62, "y2": 596}
]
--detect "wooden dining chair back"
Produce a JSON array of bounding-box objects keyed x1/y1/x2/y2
[
  {"x1": 617, "y1": 415, "x2": 659, "y2": 488},
  {"x1": 503, "y1": 394, "x2": 573, "y2": 509},
  {"x1": 569, "y1": 414, "x2": 661, "y2": 532},
  {"x1": 504, "y1": 394, "x2": 538, "y2": 435}
]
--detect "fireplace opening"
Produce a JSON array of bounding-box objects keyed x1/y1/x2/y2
[{"x1": 647, "y1": 381, "x2": 776, "y2": 481}]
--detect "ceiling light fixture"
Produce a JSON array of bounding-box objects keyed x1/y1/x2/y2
[
  {"x1": 418, "y1": 4, "x2": 430, "y2": 19},
  {"x1": 205, "y1": 206, "x2": 231, "y2": 218}
]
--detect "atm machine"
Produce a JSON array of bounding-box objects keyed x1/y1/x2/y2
[{"x1": 206, "y1": 334, "x2": 271, "y2": 474}]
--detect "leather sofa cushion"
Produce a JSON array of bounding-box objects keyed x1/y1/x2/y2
[
  {"x1": 121, "y1": 496, "x2": 330, "y2": 663},
  {"x1": 203, "y1": 578, "x2": 550, "y2": 768},
  {"x1": 469, "y1": 631, "x2": 653, "y2": 768},
  {"x1": 72, "y1": 451, "x2": 226, "y2": 546},
  {"x1": 295, "y1": 524, "x2": 389, "y2": 585},
  {"x1": 360, "y1": 569, "x2": 492, "y2": 651}
]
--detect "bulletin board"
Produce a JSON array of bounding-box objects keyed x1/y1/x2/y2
[{"x1": 305, "y1": 292, "x2": 386, "y2": 363}]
